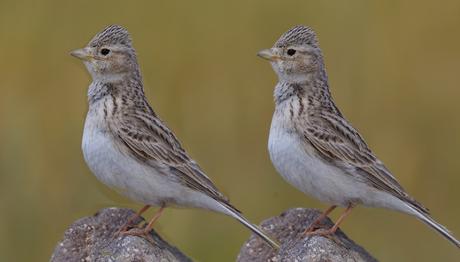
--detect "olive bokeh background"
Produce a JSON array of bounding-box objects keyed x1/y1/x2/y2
[{"x1": 1, "y1": 0, "x2": 459, "y2": 261}]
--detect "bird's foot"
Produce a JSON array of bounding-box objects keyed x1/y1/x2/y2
[
  {"x1": 303, "y1": 223, "x2": 323, "y2": 234},
  {"x1": 305, "y1": 227, "x2": 344, "y2": 245},
  {"x1": 305, "y1": 227, "x2": 336, "y2": 238},
  {"x1": 116, "y1": 220, "x2": 142, "y2": 236},
  {"x1": 305, "y1": 228, "x2": 336, "y2": 242},
  {"x1": 119, "y1": 227, "x2": 156, "y2": 244}
]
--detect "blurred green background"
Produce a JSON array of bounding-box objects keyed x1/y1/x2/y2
[{"x1": 0, "y1": 0, "x2": 459, "y2": 261}]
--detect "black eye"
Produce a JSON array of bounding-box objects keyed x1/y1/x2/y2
[
  {"x1": 100, "y1": 48, "x2": 110, "y2": 56},
  {"x1": 287, "y1": 49, "x2": 296, "y2": 56}
]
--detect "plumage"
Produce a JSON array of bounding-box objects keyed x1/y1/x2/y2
[
  {"x1": 260, "y1": 25, "x2": 459, "y2": 247},
  {"x1": 88, "y1": 25, "x2": 132, "y2": 48},
  {"x1": 72, "y1": 25, "x2": 278, "y2": 249}
]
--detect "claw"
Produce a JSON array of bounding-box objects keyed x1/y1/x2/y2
[
  {"x1": 304, "y1": 203, "x2": 354, "y2": 238},
  {"x1": 120, "y1": 227, "x2": 156, "y2": 244},
  {"x1": 303, "y1": 205, "x2": 337, "y2": 235},
  {"x1": 116, "y1": 205, "x2": 150, "y2": 236},
  {"x1": 304, "y1": 223, "x2": 322, "y2": 234}
]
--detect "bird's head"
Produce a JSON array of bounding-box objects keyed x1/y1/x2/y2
[
  {"x1": 258, "y1": 25, "x2": 324, "y2": 83},
  {"x1": 70, "y1": 25, "x2": 139, "y2": 82}
]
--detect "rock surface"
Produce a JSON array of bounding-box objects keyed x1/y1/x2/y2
[
  {"x1": 237, "y1": 208, "x2": 377, "y2": 262},
  {"x1": 51, "y1": 207, "x2": 377, "y2": 262},
  {"x1": 50, "y1": 207, "x2": 191, "y2": 262}
]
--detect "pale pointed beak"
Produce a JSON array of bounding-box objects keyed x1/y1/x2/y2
[
  {"x1": 70, "y1": 48, "x2": 93, "y2": 61},
  {"x1": 257, "y1": 48, "x2": 281, "y2": 61}
]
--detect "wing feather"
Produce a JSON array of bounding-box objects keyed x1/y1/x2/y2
[
  {"x1": 301, "y1": 111, "x2": 428, "y2": 213},
  {"x1": 110, "y1": 108, "x2": 233, "y2": 207}
]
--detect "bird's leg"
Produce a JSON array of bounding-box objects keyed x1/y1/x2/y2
[
  {"x1": 120, "y1": 205, "x2": 166, "y2": 243},
  {"x1": 306, "y1": 203, "x2": 355, "y2": 237},
  {"x1": 143, "y1": 205, "x2": 165, "y2": 233},
  {"x1": 118, "y1": 205, "x2": 150, "y2": 234},
  {"x1": 304, "y1": 205, "x2": 337, "y2": 234}
]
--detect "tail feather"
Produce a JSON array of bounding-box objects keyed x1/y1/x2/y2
[
  {"x1": 218, "y1": 203, "x2": 280, "y2": 249},
  {"x1": 405, "y1": 203, "x2": 460, "y2": 248}
]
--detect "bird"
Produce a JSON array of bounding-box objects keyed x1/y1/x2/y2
[
  {"x1": 257, "y1": 25, "x2": 459, "y2": 247},
  {"x1": 70, "y1": 24, "x2": 278, "y2": 249}
]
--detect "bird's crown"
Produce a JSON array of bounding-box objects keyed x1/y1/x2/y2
[
  {"x1": 275, "y1": 25, "x2": 318, "y2": 48},
  {"x1": 88, "y1": 25, "x2": 132, "y2": 48}
]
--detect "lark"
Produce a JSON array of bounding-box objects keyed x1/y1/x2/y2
[
  {"x1": 70, "y1": 25, "x2": 278, "y2": 248},
  {"x1": 258, "y1": 25, "x2": 459, "y2": 247}
]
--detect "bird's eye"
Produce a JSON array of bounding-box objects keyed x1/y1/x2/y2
[
  {"x1": 100, "y1": 48, "x2": 110, "y2": 56},
  {"x1": 287, "y1": 49, "x2": 296, "y2": 56}
]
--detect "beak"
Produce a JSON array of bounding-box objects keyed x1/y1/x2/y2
[
  {"x1": 257, "y1": 48, "x2": 281, "y2": 61},
  {"x1": 70, "y1": 48, "x2": 93, "y2": 61}
]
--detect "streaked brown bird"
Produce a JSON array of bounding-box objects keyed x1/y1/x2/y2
[
  {"x1": 258, "y1": 25, "x2": 459, "y2": 248},
  {"x1": 70, "y1": 24, "x2": 279, "y2": 249}
]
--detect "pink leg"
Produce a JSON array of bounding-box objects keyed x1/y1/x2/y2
[
  {"x1": 143, "y1": 206, "x2": 165, "y2": 233},
  {"x1": 120, "y1": 205, "x2": 166, "y2": 242},
  {"x1": 118, "y1": 205, "x2": 150, "y2": 234},
  {"x1": 306, "y1": 204, "x2": 354, "y2": 236},
  {"x1": 304, "y1": 205, "x2": 337, "y2": 234}
]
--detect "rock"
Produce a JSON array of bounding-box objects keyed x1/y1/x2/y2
[
  {"x1": 237, "y1": 208, "x2": 377, "y2": 262},
  {"x1": 50, "y1": 207, "x2": 192, "y2": 262}
]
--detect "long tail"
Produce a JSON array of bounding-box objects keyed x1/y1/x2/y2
[
  {"x1": 217, "y1": 202, "x2": 280, "y2": 249},
  {"x1": 404, "y1": 203, "x2": 460, "y2": 248}
]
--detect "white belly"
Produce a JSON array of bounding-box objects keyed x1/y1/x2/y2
[
  {"x1": 268, "y1": 121, "x2": 409, "y2": 212},
  {"x1": 81, "y1": 112, "x2": 223, "y2": 212},
  {"x1": 269, "y1": 125, "x2": 350, "y2": 206}
]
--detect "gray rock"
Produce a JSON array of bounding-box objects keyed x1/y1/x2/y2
[
  {"x1": 51, "y1": 207, "x2": 192, "y2": 262},
  {"x1": 237, "y1": 208, "x2": 377, "y2": 262}
]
